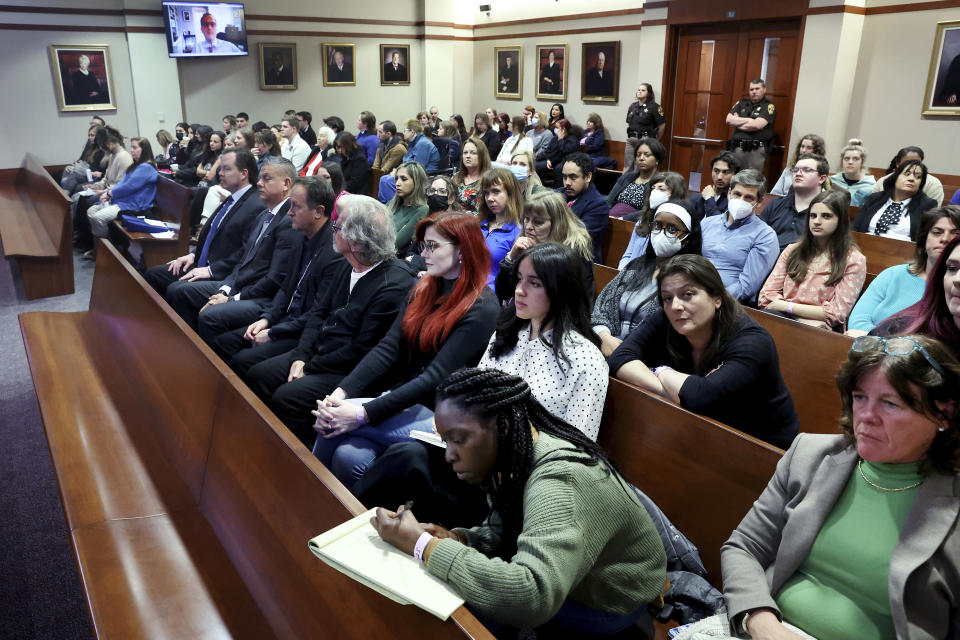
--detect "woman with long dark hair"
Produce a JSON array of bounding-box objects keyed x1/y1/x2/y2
[
  {"x1": 848, "y1": 206, "x2": 960, "y2": 336},
  {"x1": 594, "y1": 201, "x2": 703, "y2": 356},
  {"x1": 388, "y1": 160, "x2": 429, "y2": 256},
  {"x1": 870, "y1": 145, "x2": 944, "y2": 205},
  {"x1": 334, "y1": 131, "x2": 371, "y2": 195},
  {"x1": 311, "y1": 212, "x2": 499, "y2": 487},
  {"x1": 547, "y1": 103, "x2": 565, "y2": 134},
  {"x1": 609, "y1": 254, "x2": 798, "y2": 449},
  {"x1": 370, "y1": 367, "x2": 667, "y2": 637},
  {"x1": 853, "y1": 159, "x2": 938, "y2": 241},
  {"x1": 759, "y1": 190, "x2": 866, "y2": 330}
]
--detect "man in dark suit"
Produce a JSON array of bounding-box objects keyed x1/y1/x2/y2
[
  {"x1": 499, "y1": 55, "x2": 518, "y2": 93},
  {"x1": 182, "y1": 157, "x2": 301, "y2": 340},
  {"x1": 585, "y1": 51, "x2": 614, "y2": 97},
  {"x1": 265, "y1": 52, "x2": 293, "y2": 85},
  {"x1": 297, "y1": 111, "x2": 317, "y2": 146},
  {"x1": 383, "y1": 50, "x2": 407, "y2": 82},
  {"x1": 146, "y1": 149, "x2": 264, "y2": 297},
  {"x1": 558, "y1": 153, "x2": 609, "y2": 262},
  {"x1": 327, "y1": 49, "x2": 353, "y2": 83},
  {"x1": 240, "y1": 194, "x2": 417, "y2": 444},
  {"x1": 210, "y1": 176, "x2": 345, "y2": 366},
  {"x1": 540, "y1": 49, "x2": 562, "y2": 94}
]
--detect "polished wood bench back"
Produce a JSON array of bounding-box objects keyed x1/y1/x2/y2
[
  {"x1": 852, "y1": 230, "x2": 913, "y2": 277},
  {"x1": 601, "y1": 215, "x2": 634, "y2": 268},
  {"x1": 21, "y1": 240, "x2": 491, "y2": 640},
  {"x1": 0, "y1": 153, "x2": 73, "y2": 299},
  {"x1": 112, "y1": 176, "x2": 191, "y2": 268},
  {"x1": 599, "y1": 379, "x2": 782, "y2": 584}
]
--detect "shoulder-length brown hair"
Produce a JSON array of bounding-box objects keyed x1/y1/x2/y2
[{"x1": 477, "y1": 167, "x2": 523, "y2": 226}]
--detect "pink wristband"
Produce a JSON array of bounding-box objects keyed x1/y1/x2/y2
[
  {"x1": 413, "y1": 532, "x2": 433, "y2": 562},
  {"x1": 356, "y1": 406, "x2": 366, "y2": 426},
  {"x1": 787, "y1": 302, "x2": 794, "y2": 316}
]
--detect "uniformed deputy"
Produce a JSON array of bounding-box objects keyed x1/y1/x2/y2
[
  {"x1": 725, "y1": 78, "x2": 776, "y2": 172},
  {"x1": 624, "y1": 83, "x2": 666, "y2": 173}
]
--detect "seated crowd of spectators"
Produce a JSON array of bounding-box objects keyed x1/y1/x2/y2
[{"x1": 60, "y1": 104, "x2": 960, "y2": 639}]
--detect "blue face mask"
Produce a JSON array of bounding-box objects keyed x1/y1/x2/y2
[
  {"x1": 530, "y1": 117, "x2": 539, "y2": 127},
  {"x1": 510, "y1": 164, "x2": 529, "y2": 183}
]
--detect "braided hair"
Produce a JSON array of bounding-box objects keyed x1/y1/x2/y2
[{"x1": 436, "y1": 367, "x2": 625, "y2": 560}]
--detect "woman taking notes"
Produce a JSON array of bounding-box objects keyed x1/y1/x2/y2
[
  {"x1": 758, "y1": 190, "x2": 866, "y2": 331},
  {"x1": 720, "y1": 334, "x2": 960, "y2": 639},
  {"x1": 371, "y1": 368, "x2": 667, "y2": 637},
  {"x1": 608, "y1": 255, "x2": 798, "y2": 449}
]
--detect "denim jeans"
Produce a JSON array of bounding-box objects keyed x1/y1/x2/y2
[{"x1": 311, "y1": 399, "x2": 435, "y2": 488}]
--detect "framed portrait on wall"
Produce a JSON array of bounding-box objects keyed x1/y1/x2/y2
[
  {"x1": 581, "y1": 41, "x2": 620, "y2": 103},
  {"x1": 535, "y1": 44, "x2": 567, "y2": 101},
  {"x1": 494, "y1": 46, "x2": 522, "y2": 99},
  {"x1": 380, "y1": 44, "x2": 410, "y2": 85},
  {"x1": 323, "y1": 42, "x2": 356, "y2": 86},
  {"x1": 923, "y1": 20, "x2": 960, "y2": 116},
  {"x1": 49, "y1": 44, "x2": 116, "y2": 112},
  {"x1": 259, "y1": 43, "x2": 297, "y2": 90}
]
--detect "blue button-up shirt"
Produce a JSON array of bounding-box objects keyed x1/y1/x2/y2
[{"x1": 700, "y1": 212, "x2": 778, "y2": 302}]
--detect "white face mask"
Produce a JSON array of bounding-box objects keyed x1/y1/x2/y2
[
  {"x1": 727, "y1": 197, "x2": 754, "y2": 221},
  {"x1": 648, "y1": 189, "x2": 669, "y2": 211},
  {"x1": 650, "y1": 230, "x2": 683, "y2": 258},
  {"x1": 531, "y1": 117, "x2": 539, "y2": 127}
]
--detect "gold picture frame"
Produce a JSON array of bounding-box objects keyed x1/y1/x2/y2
[
  {"x1": 494, "y1": 46, "x2": 522, "y2": 99},
  {"x1": 49, "y1": 44, "x2": 117, "y2": 112},
  {"x1": 380, "y1": 44, "x2": 411, "y2": 86},
  {"x1": 922, "y1": 20, "x2": 960, "y2": 116},
  {"x1": 323, "y1": 42, "x2": 356, "y2": 87},
  {"x1": 259, "y1": 43, "x2": 297, "y2": 90},
  {"x1": 581, "y1": 41, "x2": 620, "y2": 103},
  {"x1": 535, "y1": 44, "x2": 567, "y2": 101}
]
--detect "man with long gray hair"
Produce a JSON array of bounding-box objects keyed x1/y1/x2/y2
[{"x1": 240, "y1": 194, "x2": 418, "y2": 445}]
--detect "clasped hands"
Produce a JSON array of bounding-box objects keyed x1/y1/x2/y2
[
  {"x1": 371, "y1": 505, "x2": 464, "y2": 557},
  {"x1": 200, "y1": 291, "x2": 229, "y2": 312},
  {"x1": 311, "y1": 389, "x2": 366, "y2": 438}
]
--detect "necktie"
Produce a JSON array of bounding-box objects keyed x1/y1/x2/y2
[
  {"x1": 209, "y1": 45, "x2": 213, "y2": 53},
  {"x1": 197, "y1": 196, "x2": 233, "y2": 267},
  {"x1": 254, "y1": 212, "x2": 274, "y2": 247},
  {"x1": 873, "y1": 201, "x2": 904, "y2": 236}
]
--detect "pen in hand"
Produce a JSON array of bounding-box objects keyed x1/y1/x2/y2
[{"x1": 396, "y1": 500, "x2": 414, "y2": 520}]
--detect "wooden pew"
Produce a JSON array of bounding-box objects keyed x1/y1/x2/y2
[
  {"x1": 744, "y1": 308, "x2": 851, "y2": 435},
  {"x1": 599, "y1": 378, "x2": 783, "y2": 584},
  {"x1": 110, "y1": 176, "x2": 191, "y2": 268},
  {"x1": 0, "y1": 153, "x2": 73, "y2": 299},
  {"x1": 600, "y1": 216, "x2": 634, "y2": 268},
  {"x1": 852, "y1": 230, "x2": 913, "y2": 279},
  {"x1": 20, "y1": 240, "x2": 491, "y2": 640},
  {"x1": 371, "y1": 167, "x2": 385, "y2": 200},
  {"x1": 593, "y1": 139, "x2": 626, "y2": 195}
]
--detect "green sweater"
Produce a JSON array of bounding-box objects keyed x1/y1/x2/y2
[
  {"x1": 776, "y1": 459, "x2": 924, "y2": 639},
  {"x1": 425, "y1": 432, "x2": 667, "y2": 628},
  {"x1": 392, "y1": 203, "x2": 429, "y2": 255}
]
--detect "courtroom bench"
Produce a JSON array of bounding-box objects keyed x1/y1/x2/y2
[
  {"x1": 0, "y1": 153, "x2": 73, "y2": 299},
  {"x1": 20, "y1": 239, "x2": 491, "y2": 640},
  {"x1": 110, "y1": 175, "x2": 192, "y2": 268},
  {"x1": 599, "y1": 378, "x2": 783, "y2": 585}
]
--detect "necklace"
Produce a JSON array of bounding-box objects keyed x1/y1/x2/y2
[{"x1": 858, "y1": 459, "x2": 924, "y2": 492}]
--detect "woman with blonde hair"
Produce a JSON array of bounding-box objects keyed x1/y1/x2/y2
[
  {"x1": 478, "y1": 167, "x2": 524, "y2": 286},
  {"x1": 495, "y1": 190, "x2": 594, "y2": 302},
  {"x1": 508, "y1": 149, "x2": 545, "y2": 200},
  {"x1": 831, "y1": 139, "x2": 876, "y2": 206},
  {"x1": 453, "y1": 137, "x2": 491, "y2": 214}
]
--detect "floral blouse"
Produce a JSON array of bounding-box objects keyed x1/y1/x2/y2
[
  {"x1": 457, "y1": 178, "x2": 481, "y2": 214},
  {"x1": 758, "y1": 243, "x2": 867, "y2": 329}
]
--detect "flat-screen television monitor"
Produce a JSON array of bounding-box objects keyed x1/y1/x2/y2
[{"x1": 162, "y1": 2, "x2": 248, "y2": 58}]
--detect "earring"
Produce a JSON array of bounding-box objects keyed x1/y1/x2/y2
[{"x1": 939, "y1": 427, "x2": 947, "y2": 432}]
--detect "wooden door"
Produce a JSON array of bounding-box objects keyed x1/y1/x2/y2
[{"x1": 666, "y1": 19, "x2": 802, "y2": 192}]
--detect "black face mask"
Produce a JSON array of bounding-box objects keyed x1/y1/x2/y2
[
  {"x1": 175, "y1": 130, "x2": 184, "y2": 141},
  {"x1": 427, "y1": 194, "x2": 449, "y2": 213}
]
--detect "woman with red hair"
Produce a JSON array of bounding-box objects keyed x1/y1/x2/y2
[{"x1": 312, "y1": 211, "x2": 500, "y2": 487}]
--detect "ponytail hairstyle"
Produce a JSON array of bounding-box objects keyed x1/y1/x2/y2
[
  {"x1": 401, "y1": 212, "x2": 491, "y2": 352},
  {"x1": 785, "y1": 189, "x2": 854, "y2": 286},
  {"x1": 435, "y1": 367, "x2": 624, "y2": 559},
  {"x1": 885, "y1": 146, "x2": 925, "y2": 176}
]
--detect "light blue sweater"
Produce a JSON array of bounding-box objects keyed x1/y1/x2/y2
[{"x1": 847, "y1": 263, "x2": 925, "y2": 332}]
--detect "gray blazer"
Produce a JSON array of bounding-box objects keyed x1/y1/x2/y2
[{"x1": 721, "y1": 433, "x2": 960, "y2": 639}]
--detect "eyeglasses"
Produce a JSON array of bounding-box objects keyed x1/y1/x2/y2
[
  {"x1": 417, "y1": 240, "x2": 454, "y2": 254},
  {"x1": 331, "y1": 221, "x2": 342, "y2": 233},
  {"x1": 651, "y1": 220, "x2": 686, "y2": 238},
  {"x1": 790, "y1": 166, "x2": 820, "y2": 175},
  {"x1": 426, "y1": 188, "x2": 448, "y2": 196},
  {"x1": 850, "y1": 336, "x2": 945, "y2": 376},
  {"x1": 201, "y1": 20, "x2": 216, "y2": 26}
]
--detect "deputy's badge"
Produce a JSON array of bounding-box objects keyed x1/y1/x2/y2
[
  {"x1": 658, "y1": 106, "x2": 664, "y2": 116},
  {"x1": 767, "y1": 103, "x2": 775, "y2": 115}
]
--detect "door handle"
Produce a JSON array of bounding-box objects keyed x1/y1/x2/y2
[{"x1": 672, "y1": 136, "x2": 724, "y2": 144}]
